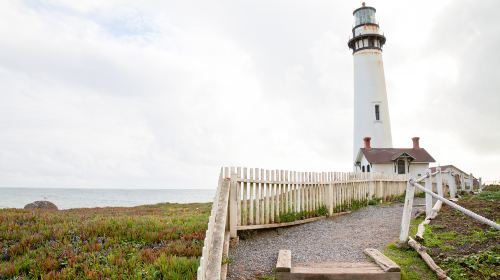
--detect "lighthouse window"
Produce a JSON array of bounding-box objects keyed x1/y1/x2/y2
[
  {"x1": 369, "y1": 39, "x2": 374, "y2": 47},
  {"x1": 362, "y1": 166, "x2": 365, "y2": 172},
  {"x1": 375, "y1": 105, "x2": 380, "y2": 120}
]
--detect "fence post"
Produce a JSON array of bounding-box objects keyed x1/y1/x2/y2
[
  {"x1": 425, "y1": 169, "x2": 432, "y2": 217},
  {"x1": 448, "y1": 172, "x2": 456, "y2": 199},
  {"x1": 436, "y1": 167, "x2": 443, "y2": 197},
  {"x1": 469, "y1": 173, "x2": 474, "y2": 192},
  {"x1": 229, "y1": 170, "x2": 238, "y2": 238},
  {"x1": 368, "y1": 172, "x2": 375, "y2": 200},
  {"x1": 328, "y1": 182, "x2": 333, "y2": 215},
  {"x1": 399, "y1": 179, "x2": 416, "y2": 243}
]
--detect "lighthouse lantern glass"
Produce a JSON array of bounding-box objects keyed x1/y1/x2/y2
[{"x1": 354, "y1": 8, "x2": 376, "y2": 26}]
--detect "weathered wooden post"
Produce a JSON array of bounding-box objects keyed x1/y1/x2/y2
[
  {"x1": 399, "y1": 179, "x2": 415, "y2": 244},
  {"x1": 448, "y1": 172, "x2": 457, "y2": 199},
  {"x1": 229, "y1": 170, "x2": 238, "y2": 239},
  {"x1": 425, "y1": 170, "x2": 432, "y2": 217},
  {"x1": 328, "y1": 182, "x2": 333, "y2": 215},
  {"x1": 368, "y1": 172, "x2": 375, "y2": 200},
  {"x1": 469, "y1": 173, "x2": 474, "y2": 192},
  {"x1": 436, "y1": 167, "x2": 443, "y2": 198}
]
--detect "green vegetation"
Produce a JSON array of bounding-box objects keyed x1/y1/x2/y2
[
  {"x1": 383, "y1": 218, "x2": 438, "y2": 280},
  {"x1": 276, "y1": 205, "x2": 328, "y2": 223},
  {"x1": 421, "y1": 187, "x2": 500, "y2": 280},
  {"x1": 0, "y1": 203, "x2": 211, "y2": 279},
  {"x1": 385, "y1": 186, "x2": 500, "y2": 280}
]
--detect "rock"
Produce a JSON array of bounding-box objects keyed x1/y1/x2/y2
[{"x1": 24, "y1": 201, "x2": 58, "y2": 210}]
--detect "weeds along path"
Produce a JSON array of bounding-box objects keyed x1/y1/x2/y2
[{"x1": 227, "y1": 198, "x2": 425, "y2": 279}]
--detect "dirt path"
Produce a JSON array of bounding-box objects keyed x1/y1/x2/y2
[{"x1": 227, "y1": 198, "x2": 425, "y2": 279}]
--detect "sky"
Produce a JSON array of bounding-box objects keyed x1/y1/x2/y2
[{"x1": 1, "y1": 0, "x2": 499, "y2": 189}]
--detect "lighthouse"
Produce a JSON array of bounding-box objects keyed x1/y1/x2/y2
[{"x1": 348, "y1": 3, "x2": 393, "y2": 164}]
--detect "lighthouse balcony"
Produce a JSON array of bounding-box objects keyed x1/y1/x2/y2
[{"x1": 348, "y1": 33, "x2": 386, "y2": 52}]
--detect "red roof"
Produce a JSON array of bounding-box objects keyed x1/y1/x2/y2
[{"x1": 358, "y1": 148, "x2": 435, "y2": 164}]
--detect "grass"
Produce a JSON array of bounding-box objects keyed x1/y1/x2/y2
[
  {"x1": 383, "y1": 218, "x2": 438, "y2": 280},
  {"x1": 385, "y1": 186, "x2": 500, "y2": 280},
  {"x1": 0, "y1": 203, "x2": 211, "y2": 279},
  {"x1": 421, "y1": 187, "x2": 500, "y2": 280}
]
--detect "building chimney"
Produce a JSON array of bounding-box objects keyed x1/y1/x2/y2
[
  {"x1": 412, "y1": 137, "x2": 420, "y2": 149},
  {"x1": 363, "y1": 137, "x2": 371, "y2": 150}
]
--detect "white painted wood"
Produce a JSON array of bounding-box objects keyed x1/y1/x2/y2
[
  {"x1": 436, "y1": 167, "x2": 443, "y2": 198},
  {"x1": 270, "y1": 170, "x2": 275, "y2": 223},
  {"x1": 399, "y1": 180, "x2": 416, "y2": 243},
  {"x1": 236, "y1": 167, "x2": 241, "y2": 226},
  {"x1": 265, "y1": 169, "x2": 270, "y2": 224},
  {"x1": 249, "y1": 168, "x2": 254, "y2": 225},
  {"x1": 229, "y1": 170, "x2": 238, "y2": 238},
  {"x1": 425, "y1": 170, "x2": 432, "y2": 217},
  {"x1": 261, "y1": 169, "x2": 265, "y2": 224},
  {"x1": 412, "y1": 181, "x2": 500, "y2": 230},
  {"x1": 448, "y1": 172, "x2": 457, "y2": 198},
  {"x1": 468, "y1": 173, "x2": 474, "y2": 192}
]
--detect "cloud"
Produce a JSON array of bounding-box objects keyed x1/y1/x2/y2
[{"x1": 0, "y1": 0, "x2": 498, "y2": 188}]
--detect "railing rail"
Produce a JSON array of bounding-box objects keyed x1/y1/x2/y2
[
  {"x1": 227, "y1": 168, "x2": 408, "y2": 235},
  {"x1": 198, "y1": 167, "x2": 410, "y2": 279},
  {"x1": 399, "y1": 167, "x2": 497, "y2": 243}
]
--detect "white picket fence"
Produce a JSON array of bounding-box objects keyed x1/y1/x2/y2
[
  {"x1": 227, "y1": 167, "x2": 407, "y2": 235},
  {"x1": 198, "y1": 167, "x2": 408, "y2": 280},
  {"x1": 399, "y1": 167, "x2": 499, "y2": 243}
]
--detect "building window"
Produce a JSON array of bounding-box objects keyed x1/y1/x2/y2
[
  {"x1": 397, "y1": 159, "x2": 405, "y2": 174},
  {"x1": 369, "y1": 39, "x2": 374, "y2": 47},
  {"x1": 375, "y1": 105, "x2": 380, "y2": 121},
  {"x1": 367, "y1": 165, "x2": 371, "y2": 172},
  {"x1": 362, "y1": 166, "x2": 365, "y2": 172}
]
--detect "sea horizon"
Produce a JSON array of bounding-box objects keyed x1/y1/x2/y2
[{"x1": 0, "y1": 187, "x2": 215, "y2": 210}]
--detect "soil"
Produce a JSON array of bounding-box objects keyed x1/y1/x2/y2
[
  {"x1": 424, "y1": 186, "x2": 500, "y2": 280},
  {"x1": 428, "y1": 193, "x2": 500, "y2": 259}
]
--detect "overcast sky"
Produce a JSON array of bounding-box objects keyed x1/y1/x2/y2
[{"x1": 1, "y1": 0, "x2": 499, "y2": 188}]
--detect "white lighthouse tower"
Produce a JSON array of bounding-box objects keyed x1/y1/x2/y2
[{"x1": 348, "y1": 3, "x2": 393, "y2": 163}]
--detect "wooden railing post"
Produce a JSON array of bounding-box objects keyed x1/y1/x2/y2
[
  {"x1": 469, "y1": 173, "x2": 474, "y2": 192},
  {"x1": 425, "y1": 170, "x2": 432, "y2": 217},
  {"x1": 436, "y1": 167, "x2": 443, "y2": 197},
  {"x1": 229, "y1": 170, "x2": 238, "y2": 238},
  {"x1": 399, "y1": 179, "x2": 416, "y2": 243},
  {"x1": 448, "y1": 172, "x2": 457, "y2": 199}
]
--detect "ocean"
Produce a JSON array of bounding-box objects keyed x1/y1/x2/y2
[{"x1": 0, "y1": 188, "x2": 215, "y2": 210}]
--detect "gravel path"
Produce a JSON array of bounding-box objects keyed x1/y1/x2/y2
[{"x1": 227, "y1": 198, "x2": 425, "y2": 279}]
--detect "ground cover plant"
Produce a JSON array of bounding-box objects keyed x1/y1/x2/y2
[
  {"x1": 0, "y1": 203, "x2": 211, "y2": 279},
  {"x1": 384, "y1": 217, "x2": 438, "y2": 280},
  {"x1": 422, "y1": 185, "x2": 500, "y2": 280},
  {"x1": 385, "y1": 185, "x2": 500, "y2": 280}
]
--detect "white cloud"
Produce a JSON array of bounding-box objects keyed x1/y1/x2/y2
[{"x1": 0, "y1": 0, "x2": 499, "y2": 188}]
